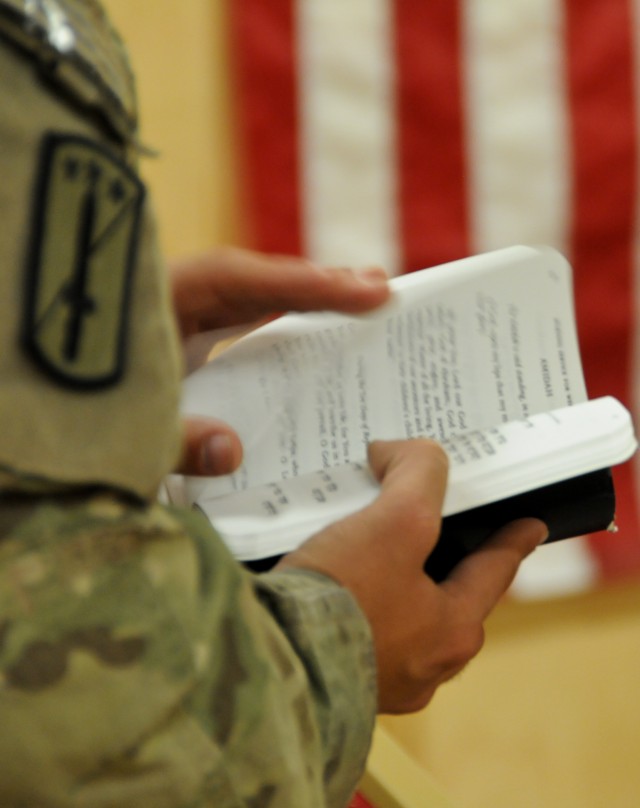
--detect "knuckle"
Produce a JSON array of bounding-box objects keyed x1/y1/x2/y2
[
  {"x1": 395, "y1": 687, "x2": 438, "y2": 715},
  {"x1": 381, "y1": 620, "x2": 486, "y2": 715},
  {"x1": 445, "y1": 623, "x2": 485, "y2": 670},
  {"x1": 390, "y1": 491, "x2": 442, "y2": 537},
  {"x1": 416, "y1": 438, "x2": 449, "y2": 470}
]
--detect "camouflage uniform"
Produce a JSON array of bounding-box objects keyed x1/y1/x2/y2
[{"x1": 0, "y1": 3, "x2": 376, "y2": 806}]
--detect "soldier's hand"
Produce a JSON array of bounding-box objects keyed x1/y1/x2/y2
[
  {"x1": 170, "y1": 246, "x2": 390, "y2": 338},
  {"x1": 171, "y1": 247, "x2": 390, "y2": 476},
  {"x1": 276, "y1": 439, "x2": 547, "y2": 714}
]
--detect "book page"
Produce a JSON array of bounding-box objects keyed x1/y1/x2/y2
[
  {"x1": 181, "y1": 246, "x2": 586, "y2": 501},
  {"x1": 194, "y1": 397, "x2": 636, "y2": 560}
]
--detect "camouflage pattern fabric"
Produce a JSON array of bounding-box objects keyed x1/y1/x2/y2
[{"x1": 0, "y1": 492, "x2": 375, "y2": 807}]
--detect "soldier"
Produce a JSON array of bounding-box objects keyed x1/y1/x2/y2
[{"x1": 0, "y1": 2, "x2": 545, "y2": 806}]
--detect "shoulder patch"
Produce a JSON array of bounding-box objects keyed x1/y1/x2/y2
[{"x1": 22, "y1": 133, "x2": 145, "y2": 389}]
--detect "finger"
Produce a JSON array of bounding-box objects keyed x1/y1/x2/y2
[
  {"x1": 442, "y1": 518, "x2": 548, "y2": 619},
  {"x1": 172, "y1": 247, "x2": 391, "y2": 335},
  {"x1": 365, "y1": 439, "x2": 450, "y2": 562},
  {"x1": 215, "y1": 252, "x2": 391, "y2": 315},
  {"x1": 368, "y1": 438, "x2": 449, "y2": 510},
  {"x1": 276, "y1": 263, "x2": 391, "y2": 313},
  {"x1": 278, "y1": 439, "x2": 449, "y2": 577},
  {"x1": 176, "y1": 417, "x2": 243, "y2": 476}
]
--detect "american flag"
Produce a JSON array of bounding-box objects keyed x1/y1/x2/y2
[{"x1": 228, "y1": 0, "x2": 640, "y2": 597}]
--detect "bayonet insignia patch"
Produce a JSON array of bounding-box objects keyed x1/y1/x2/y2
[{"x1": 23, "y1": 133, "x2": 145, "y2": 389}]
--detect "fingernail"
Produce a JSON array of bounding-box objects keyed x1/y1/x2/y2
[
  {"x1": 537, "y1": 523, "x2": 550, "y2": 545},
  {"x1": 201, "y1": 435, "x2": 235, "y2": 475},
  {"x1": 524, "y1": 518, "x2": 549, "y2": 547},
  {"x1": 355, "y1": 266, "x2": 388, "y2": 285}
]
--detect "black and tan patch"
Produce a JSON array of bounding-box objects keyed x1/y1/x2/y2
[{"x1": 22, "y1": 133, "x2": 145, "y2": 389}]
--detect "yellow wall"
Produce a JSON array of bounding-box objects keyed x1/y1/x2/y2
[
  {"x1": 104, "y1": 0, "x2": 241, "y2": 259},
  {"x1": 103, "y1": 3, "x2": 640, "y2": 806},
  {"x1": 381, "y1": 580, "x2": 640, "y2": 807}
]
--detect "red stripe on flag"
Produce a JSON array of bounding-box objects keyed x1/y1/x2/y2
[
  {"x1": 228, "y1": 0, "x2": 303, "y2": 255},
  {"x1": 564, "y1": 0, "x2": 640, "y2": 578},
  {"x1": 349, "y1": 793, "x2": 376, "y2": 808},
  {"x1": 392, "y1": 2, "x2": 470, "y2": 272}
]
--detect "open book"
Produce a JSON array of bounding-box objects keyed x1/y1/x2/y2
[{"x1": 168, "y1": 246, "x2": 637, "y2": 580}]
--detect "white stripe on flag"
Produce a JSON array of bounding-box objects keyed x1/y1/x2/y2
[
  {"x1": 462, "y1": 0, "x2": 597, "y2": 594},
  {"x1": 461, "y1": 0, "x2": 571, "y2": 254},
  {"x1": 296, "y1": 0, "x2": 400, "y2": 273},
  {"x1": 510, "y1": 537, "x2": 599, "y2": 600}
]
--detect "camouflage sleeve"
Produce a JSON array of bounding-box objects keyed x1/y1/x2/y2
[{"x1": 0, "y1": 493, "x2": 376, "y2": 808}]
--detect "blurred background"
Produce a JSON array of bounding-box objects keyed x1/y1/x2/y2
[{"x1": 104, "y1": 2, "x2": 640, "y2": 805}]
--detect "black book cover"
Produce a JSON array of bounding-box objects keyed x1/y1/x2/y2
[
  {"x1": 425, "y1": 468, "x2": 615, "y2": 581},
  {"x1": 245, "y1": 468, "x2": 616, "y2": 582}
]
